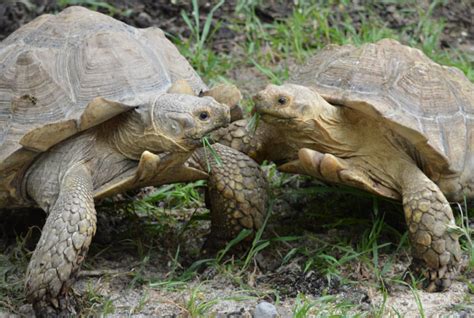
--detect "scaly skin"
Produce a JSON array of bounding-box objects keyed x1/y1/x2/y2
[
  {"x1": 25, "y1": 138, "x2": 269, "y2": 316},
  {"x1": 210, "y1": 119, "x2": 293, "y2": 164},
  {"x1": 192, "y1": 143, "x2": 268, "y2": 251},
  {"x1": 191, "y1": 85, "x2": 269, "y2": 252},
  {"x1": 26, "y1": 164, "x2": 96, "y2": 317},
  {"x1": 279, "y1": 149, "x2": 401, "y2": 199},
  {"x1": 401, "y1": 166, "x2": 462, "y2": 291}
]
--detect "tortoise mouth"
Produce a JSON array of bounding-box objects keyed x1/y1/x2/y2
[
  {"x1": 259, "y1": 110, "x2": 297, "y2": 122},
  {"x1": 183, "y1": 137, "x2": 203, "y2": 149},
  {"x1": 255, "y1": 104, "x2": 297, "y2": 121},
  {"x1": 184, "y1": 124, "x2": 226, "y2": 146}
]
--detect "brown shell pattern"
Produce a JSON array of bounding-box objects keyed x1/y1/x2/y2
[
  {"x1": 290, "y1": 39, "x2": 473, "y2": 177},
  {"x1": 0, "y1": 6, "x2": 206, "y2": 206}
]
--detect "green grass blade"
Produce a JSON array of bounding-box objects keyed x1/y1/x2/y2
[
  {"x1": 246, "y1": 112, "x2": 261, "y2": 133},
  {"x1": 201, "y1": 136, "x2": 223, "y2": 172},
  {"x1": 200, "y1": 0, "x2": 225, "y2": 47}
]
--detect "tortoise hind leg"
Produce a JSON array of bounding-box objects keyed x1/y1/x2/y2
[
  {"x1": 26, "y1": 164, "x2": 96, "y2": 317},
  {"x1": 192, "y1": 143, "x2": 268, "y2": 252},
  {"x1": 400, "y1": 166, "x2": 462, "y2": 291}
]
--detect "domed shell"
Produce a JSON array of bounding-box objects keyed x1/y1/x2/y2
[
  {"x1": 0, "y1": 6, "x2": 207, "y2": 207},
  {"x1": 290, "y1": 39, "x2": 473, "y2": 180}
]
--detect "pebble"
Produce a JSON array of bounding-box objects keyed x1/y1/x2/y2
[
  {"x1": 254, "y1": 301, "x2": 278, "y2": 318},
  {"x1": 136, "y1": 12, "x2": 152, "y2": 28}
]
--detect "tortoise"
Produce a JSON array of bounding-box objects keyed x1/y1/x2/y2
[
  {"x1": 0, "y1": 7, "x2": 267, "y2": 316},
  {"x1": 212, "y1": 39, "x2": 473, "y2": 292}
]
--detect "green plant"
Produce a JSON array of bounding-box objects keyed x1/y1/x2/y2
[
  {"x1": 0, "y1": 228, "x2": 33, "y2": 313},
  {"x1": 79, "y1": 280, "x2": 116, "y2": 316},
  {"x1": 181, "y1": 0, "x2": 224, "y2": 55},
  {"x1": 2, "y1": 1, "x2": 474, "y2": 316},
  {"x1": 139, "y1": 181, "x2": 206, "y2": 209},
  {"x1": 246, "y1": 112, "x2": 261, "y2": 133},
  {"x1": 184, "y1": 284, "x2": 220, "y2": 317},
  {"x1": 177, "y1": 0, "x2": 231, "y2": 80},
  {"x1": 292, "y1": 293, "x2": 315, "y2": 317},
  {"x1": 455, "y1": 198, "x2": 474, "y2": 270},
  {"x1": 201, "y1": 136, "x2": 223, "y2": 172},
  {"x1": 241, "y1": 202, "x2": 273, "y2": 270}
]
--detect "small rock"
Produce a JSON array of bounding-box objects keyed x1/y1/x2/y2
[
  {"x1": 254, "y1": 301, "x2": 278, "y2": 318},
  {"x1": 136, "y1": 12, "x2": 152, "y2": 28}
]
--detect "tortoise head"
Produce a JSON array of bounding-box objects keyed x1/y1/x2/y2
[
  {"x1": 109, "y1": 80, "x2": 230, "y2": 160},
  {"x1": 253, "y1": 84, "x2": 330, "y2": 126},
  {"x1": 136, "y1": 93, "x2": 230, "y2": 152}
]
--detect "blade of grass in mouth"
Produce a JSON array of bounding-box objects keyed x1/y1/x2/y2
[
  {"x1": 201, "y1": 136, "x2": 223, "y2": 172},
  {"x1": 246, "y1": 112, "x2": 261, "y2": 134}
]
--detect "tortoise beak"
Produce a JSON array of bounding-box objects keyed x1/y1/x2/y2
[{"x1": 252, "y1": 92, "x2": 270, "y2": 114}]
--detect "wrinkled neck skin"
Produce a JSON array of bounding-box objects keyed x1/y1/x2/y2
[
  {"x1": 266, "y1": 100, "x2": 419, "y2": 194},
  {"x1": 101, "y1": 109, "x2": 187, "y2": 161},
  {"x1": 262, "y1": 103, "x2": 353, "y2": 159},
  {"x1": 282, "y1": 105, "x2": 353, "y2": 156}
]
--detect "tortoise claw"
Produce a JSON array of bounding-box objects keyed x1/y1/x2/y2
[
  {"x1": 283, "y1": 148, "x2": 400, "y2": 199},
  {"x1": 405, "y1": 260, "x2": 453, "y2": 292},
  {"x1": 33, "y1": 295, "x2": 77, "y2": 318}
]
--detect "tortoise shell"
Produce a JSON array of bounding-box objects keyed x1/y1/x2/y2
[
  {"x1": 0, "y1": 6, "x2": 207, "y2": 207},
  {"x1": 290, "y1": 39, "x2": 474, "y2": 183}
]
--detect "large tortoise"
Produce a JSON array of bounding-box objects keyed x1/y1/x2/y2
[
  {"x1": 0, "y1": 7, "x2": 267, "y2": 316},
  {"x1": 213, "y1": 39, "x2": 473, "y2": 291}
]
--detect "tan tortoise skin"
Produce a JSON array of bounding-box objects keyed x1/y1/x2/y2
[{"x1": 210, "y1": 39, "x2": 473, "y2": 292}]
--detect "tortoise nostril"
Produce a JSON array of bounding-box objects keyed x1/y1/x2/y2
[{"x1": 253, "y1": 94, "x2": 263, "y2": 102}]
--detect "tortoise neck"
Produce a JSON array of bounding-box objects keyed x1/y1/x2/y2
[
  {"x1": 285, "y1": 103, "x2": 354, "y2": 156},
  {"x1": 100, "y1": 110, "x2": 179, "y2": 161},
  {"x1": 319, "y1": 105, "x2": 421, "y2": 193},
  {"x1": 96, "y1": 111, "x2": 144, "y2": 160}
]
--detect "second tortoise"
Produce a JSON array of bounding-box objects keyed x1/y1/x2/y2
[{"x1": 213, "y1": 38, "x2": 473, "y2": 291}]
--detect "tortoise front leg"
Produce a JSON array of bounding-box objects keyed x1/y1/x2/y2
[
  {"x1": 288, "y1": 148, "x2": 462, "y2": 291},
  {"x1": 400, "y1": 166, "x2": 462, "y2": 291},
  {"x1": 279, "y1": 148, "x2": 400, "y2": 199},
  {"x1": 192, "y1": 143, "x2": 268, "y2": 251},
  {"x1": 26, "y1": 164, "x2": 96, "y2": 317}
]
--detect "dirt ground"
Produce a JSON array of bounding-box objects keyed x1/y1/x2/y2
[{"x1": 1, "y1": 1, "x2": 473, "y2": 317}]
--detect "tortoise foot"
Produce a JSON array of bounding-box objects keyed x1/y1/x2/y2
[
  {"x1": 399, "y1": 168, "x2": 462, "y2": 292},
  {"x1": 405, "y1": 258, "x2": 454, "y2": 292},
  {"x1": 193, "y1": 143, "x2": 268, "y2": 252},
  {"x1": 33, "y1": 295, "x2": 77, "y2": 318}
]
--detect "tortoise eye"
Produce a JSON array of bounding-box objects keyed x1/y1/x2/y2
[
  {"x1": 199, "y1": 111, "x2": 210, "y2": 121},
  {"x1": 277, "y1": 96, "x2": 288, "y2": 105}
]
